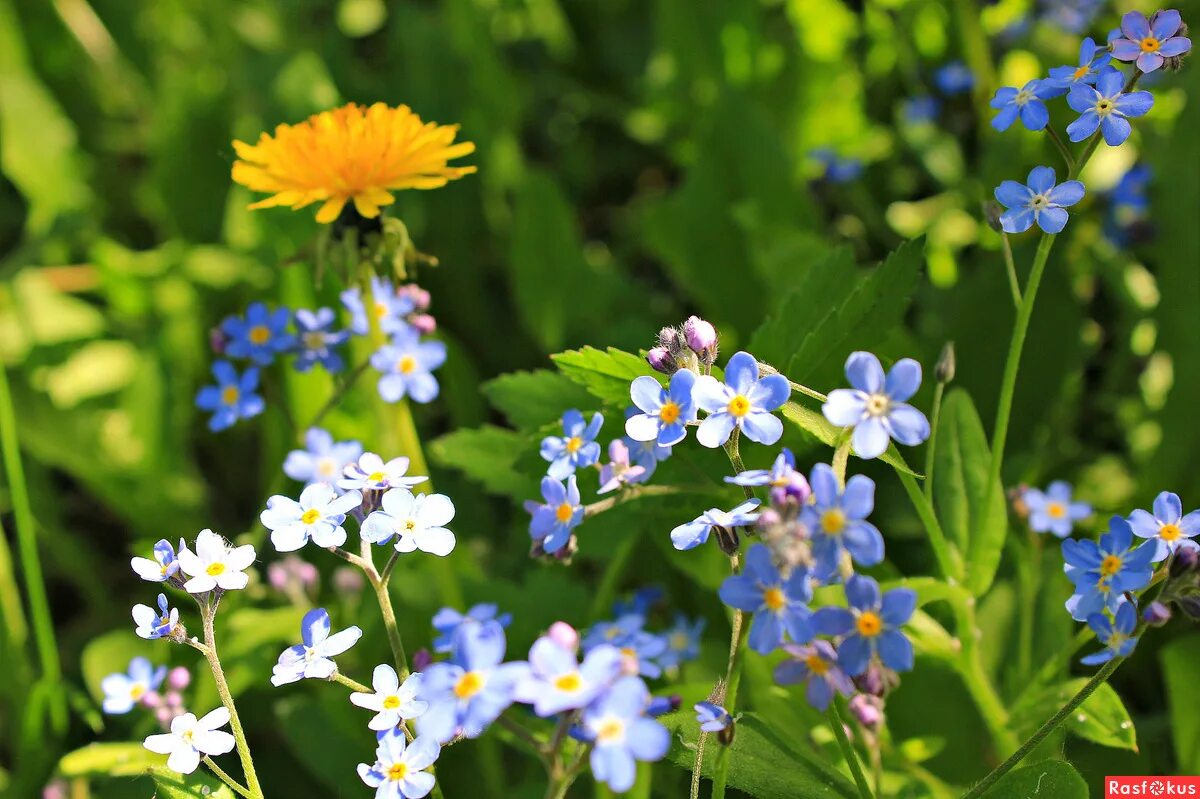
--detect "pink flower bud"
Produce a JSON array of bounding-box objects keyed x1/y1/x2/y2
[
  {"x1": 267, "y1": 561, "x2": 289, "y2": 591},
  {"x1": 140, "y1": 690, "x2": 162, "y2": 708},
  {"x1": 155, "y1": 706, "x2": 174, "y2": 726},
  {"x1": 333, "y1": 565, "x2": 365, "y2": 596},
  {"x1": 165, "y1": 691, "x2": 185, "y2": 708},
  {"x1": 296, "y1": 561, "x2": 319, "y2": 588},
  {"x1": 168, "y1": 666, "x2": 191, "y2": 691},
  {"x1": 409, "y1": 313, "x2": 437, "y2": 335},
  {"x1": 646, "y1": 346, "x2": 674, "y2": 374},
  {"x1": 411, "y1": 648, "x2": 433, "y2": 672},
  {"x1": 849, "y1": 694, "x2": 884, "y2": 729},
  {"x1": 683, "y1": 316, "x2": 717, "y2": 354},
  {"x1": 546, "y1": 621, "x2": 579, "y2": 652}
]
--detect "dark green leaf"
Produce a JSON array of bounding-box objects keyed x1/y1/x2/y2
[
  {"x1": 1011, "y1": 679, "x2": 1137, "y2": 752},
  {"x1": 1161, "y1": 633, "x2": 1200, "y2": 772},
  {"x1": 976, "y1": 759, "x2": 1087, "y2": 798},
  {"x1": 550, "y1": 346, "x2": 659, "y2": 406},
  {"x1": 481, "y1": 369, "x2": 597, "y2": 431},
  {"x1": 429, "y1": 425, "x2": 534, "y2": 499}
]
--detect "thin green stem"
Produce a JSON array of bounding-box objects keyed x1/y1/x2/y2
[
  {"x1": 1014, "y1": 532, "x2": 1043, "y2": 683},
  {"x1": 1018, "y1": 626, "x2": 1094, "y2": 704},
  {"x1": 831, "y1": 429, "x2": 853, "y2": 486},
  {"x1": 923, "y1": 381, "x2": 946, "y2": 502},
  {"x1": 896, "y1": 468, "x2": 961, "y2": 580},
  {"x1": 495, "y1": 714, "x2": 549, "y2": 763},
  {"x1": 828, "y1": 702, "x2": 874, "y2": 799},
  {"x1": 369, "y1": 572, "x2": 410, "y2": 679},
  {"x1": 952, "y1": 599, "x2": 1020, "y2": 756},
  {"x1": 330, "y1": 671, "x2": 371, "y2": 693},
  {"x1": 961, "y1": 656, "x2": 1124, "y2": 799},
  {"x1": 202, "y1": 605, "x2": 263, "y2": 799},
  {"x1": 203, "y1": 756, "x2": 252, "y2": 799},
  {"x1": 999, "y1": 233, "x2": 1021, "y2": 310},
  {"x1": 0, "y1": 366, "x2": 64, "y2": 732},
  {"x1": 788, "y1": 380, "x2": 828, "y2": 402},
  {"x1": 0, "y1": 514, "x2": 29, "y2": 662},
  {"x1": 1045, "y1": 126, "x2": 1075, "y2": 172},
  {"x1": 711, "y1": 608, "x2": 748, "y2": 799}
]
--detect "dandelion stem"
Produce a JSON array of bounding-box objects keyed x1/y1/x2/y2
[
  {"x1": 203, "y1": 756, "x2": 252, "y2": 798},
  {"x1": 201, "y1": 604, "x2": 264, "y2": 799},
  {"x1": 827, "y1": 702, "x2": 875, "y2": 799}
]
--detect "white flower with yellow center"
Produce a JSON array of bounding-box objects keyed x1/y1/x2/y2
[
  {"x1": 261, "y1": 483, "x2": 363, "y2": 552},
  {"x1": 143, "y1": 707, "x2": 235, "y2": 775},
  {"x1": 351, "y1": 664, "x2": 428, "y2": 731},
  {"x1": 177, "y1": 529, "x2": 256, "y2": 593},
  {"x1": 362, "y1": 489, "x2": 457, "y2": 556},
  {"x1": 357, "y1": 729, "x2": 441, "y2": 799}
]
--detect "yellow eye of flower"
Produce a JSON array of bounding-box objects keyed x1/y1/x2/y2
[
  {"x1": 565, "y1": 436, "x2": 584, "y2": 453},
  {"x1": 367, "y1": 471, "x2": 386, "y2": 483},
  {"x1": 1161, "y1": 523, "x2": 1182, "y2": 541},
  {"x1": 856, "y1": 611, "x2": 882, "y2": 637},
  {"x1": 1046, "y1": 502, "x2": 1066, "y2": 519},
  {"x1": 596, "y1": 718, "x2": 625, "y2": 743},
  {"x1": 865, "y1": 394, "x2": 890, "y2": 416},
  {"x1": 763, "y1": 587, "x2": 787, "y2": 611},
  {"x1": 1100, "y1": 555, "x2": 1123, "y2": 576},
  {"x1": 555, "y1": 502, "x2": 574, "y2": 523},
  {"x1": 398, "y1": 355, "x2": 417, "y2": 375},
  {"x1": 130, "y1": 683, "x2": 146, "y2": 700},
  {"x1": 386, "y1": 762, "x2": 409, "y2": 781},
  {"x1": 300, "y1": 508, "x2": 322, "y2": 525},
  {"x1": 248, "y1": 325, "x2": 271, "y2": 344},
  {"x1": 231, "y1": 102, "x2": 477, "y2": 224},
  {"x1": 382, "y1": 695, "x2": 402, "y2": 710},
  {"x1": 454, "y1": 671, "x2": 484, "y2": 699},
  {"x1": 727, "y1": 395, "x2": 751, "y2": 417},
  {"x1": 659, "y1": 402, "x2": 681, "y2": 424},
  {"x1": 1140, "y1": 36, "x2": 1160, "y2": 52},
  {"x1": 221, "y1": 386, "x2": 240, "y2": 405},
  {"x1": 206, "y1": 562, "x2": 226, "y2": 577},
  {"x1": 554, "y1": 672, "x2": 583, "y2": 692},
  {"x1": 1073, "y1": 65, "x2": 1089, "y2": 80},
  {"x1": 821, "y1": 509, "x2": 847, "y2": 535},
  {"x1": 805, "y1": 654, "x2": 829, "y2": 675}
]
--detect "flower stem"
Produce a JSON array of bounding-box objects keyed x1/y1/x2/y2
[
  {"x1": 330, "y1": 671, "x2": 371, "y2": 693},
  {"x1": 1015, "y1": 627, "x2": 1095, "y2": 705},
  {"x1": 961, "y1": 656, "x2": 1124, "y2": 799},
  {"x1": 831, "y1": 429, "x2": 853, "y2": 486},
  {"x1": 895, "y1": 468, "x2": 961, "y2": 580},
  {"x1": 827, "y1": 702, "x2": 874, "y2": 799},
  {"x1": 201, "y1": 605, "x2": 263, "y2": 799},
  {"x1": 923, "y1": 380, "x2": 946, "y2": 502},
  {"x1": 203, "y1": 756, "x2": 252, "y2": 799},
  {"x1": 787, "y1": 380, "x2": 828, "y2": 403},
  {"x1": 1045, "y1": 127, "x2": 1075, "y2": 172},
  {"x1": 1014, "y1": 532, "x2": 1043, "y2": 683},
  {"x1": 999, "y1": 233, "x2": 1021, "y2": 309},
  {"x1": 951, "y1": 598, "x2": 1020, "y2": 756},
  {"x1": 368, "y1": 571, "x2": 410, "y2": 679}
]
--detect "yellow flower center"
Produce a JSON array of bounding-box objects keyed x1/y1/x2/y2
[
  {"x1": 404, "y1": 519, "x2": 417, "y2": 531},
  {"x1": 248, "y1": 325, "x2": 271, "y2": 344},
  {"x1": 727, "y1": 395, "x2": 751, "y2": 417},
  {"x1": 865, "y1": 393, "x2": 890, "y2": 416},
  {"x1": 821, "y1": 509, "x2": 847, "y2": 535},
  {"x1": 386, "y1": 762, "x2": 409, "y2": 781},
  {"x1": 375, "y1": 302, "x2": 390, "y2": 319},
  {"x1": 182, "y1": 729, "x2": 195, "y2": 744},
  {"x1": 763, "y1": 587, "x2": 787, "y2": 612},
  {"x1": 317, "y1": 458, "x2": 337, "y2": 477},
  {"x1": 554, "y1": 672, "x2": 583, "y2": 692},
  {"x1": 130, "y1": 683, "x2": 146, "y2": 700},
  {"x1": 1047, "y1": 502, "x2": 1066, "y2": 519},
  {"x1": 565, "y1": 436, "x2": 584, "y2": 453},
  {"x1": 1096, "y1": 99, "x2": 1114, "y2": 115},
  {"x1": 670, "y1": 632, "x2": 689, "y2": 650},
  {"x1": 300, "y1": 508, "x2": 321, "y2": 525},
  {"x1": 1100, "y1": 554, "x2": 1123, "y2": 577},
  {"x1": 1161, "y1": 523, "x2": 1182, "y2": 542},
  {"x1": 398, "y1": 355, "x2": 417, "y2": 375},
  {"x1": 221, "y1": 385, "x2": 240, "y2": 405},
  {"x1": 382, "y1": 695, "x2": 402, "y2": 710},
  {"x1": 1140, "y1": 36, "x2": 1161, "y2": 52},
  {"x1": 206, "y1": 562, "x2": 226, "y2": 577},
  {"x1": 1072, "y1": 65, "x2": 1090, "y2": 80},
  {"x1": 856, "y1": 611, "x2": 883, "y2": 638},
  {"x1": 555, "y1": 502, "x2": 574, "y2": 523},
  {"x1": 454, "y1": 671, "x2": 484, "y2": 699},
  {"x1": 805, "y1": 654, "x2": 830, "y2": 676},
  {"x1": 659, "y1": 401, "x2": 681, "y2": 424},
  {"x1": 367, "y1": 471, "x2": 386, "y2": 483},
  {"x1": 596, "y1": 718, "x2": 625, "y2": 743},
  {"x1": 1031, "y1": 194, "x2": 1049, "y2": 209},
  {"x1": 303, "y1": 331, "x2": 325, "y2": 349}
]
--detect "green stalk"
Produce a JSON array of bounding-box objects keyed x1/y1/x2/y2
[
  {"x1": 711, "y1": 612, "x2": 748, "y2": 799},
  {"x1": 828, "y1": 702, "x2": 874, "y2": 799},
  {"x1": 0, "y1": 366, "x2": 64, "y2": 732},
  {"x1": 896, "y1": 468, "x2": 961, "y2": 581},
  {"x1": 203, "y1": 756, "x2": 252, "y2": 799},
  {"x1": 201, "y1": 605, "x2": 263, "y2": 798},
  {"x1": 952, "y1": 598, "x2": 1020, "y2": 755},
  {"x1": 1014, "y1": 532, "x2": 1043, "y2": 683},
  {"x1": 923, "y1": 381, "x2": 945, "y2": 502},
  {"x1": 999, "y1": 233, "x2": 1021, "y2": 310}
]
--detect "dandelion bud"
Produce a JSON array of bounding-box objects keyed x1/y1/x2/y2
[
  {"x1": 646, "y1": 346, "x2": 676, "y2": 375},
  {"x1": 849, "y1": 694, "x2": 884, "y2": 730},
  {"x1": 409, "y1": 313, "x2": 437, "y2": 335},
  {"x1": 547, "y1": 621, "x2": 580, "y2": 652},
  {"x1": 983, "y1": 200, "x2": 1005, "y2": 232},
  {"x1": 1143, "y1": 600, "x2": 1172, "y2": 627},
  {"x1": 411, "y1": 648, "x2": 433, "y2": 672},
  {"x1": 167, "y1": 666, "x2": 191, "y2": 691},
  {"x1": 714, "y1": 525, "x2": 740, "y2": 557},
  {"x1": 935, "y1": 341, "x2": 956, "y2": 384}
]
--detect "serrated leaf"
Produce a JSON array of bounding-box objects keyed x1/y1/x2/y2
[
  {"x1": 58, "y1": 743, "x2": 164, "y2": 778},
  {"x1": 550, "y1": 346, "x2": 659, "y2": 406},
  {"x1": 150, "y1": 767, "x2": 237, "y2": 799},
  {"x1": 780, "y1": 401, "x2": 920, "y2": 476},
  {"x1": 974, "y1": 759, "x2": 1087, "y2": 798},
  {"x1": 429, "y1": 425, "x2": 534, "y2": 499},
  {"x1": 481, "y1": 369, "x2": 597, "y2": 431},
  {"x1": 664, "y1": 711, "x2": 857, "y2": 799},
  {"x1": 933, "y1": 389, "x2": 1007, "y2": 596},
  {"x1": 1011, "y1": 679, "x2": 1137, "y2": 751}
]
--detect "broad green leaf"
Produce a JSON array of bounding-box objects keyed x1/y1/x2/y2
[
  {"x1": 550, "y1": 346, "x2": 659, "y2": 406},
  {"x1": 429, "y1": 425, "x2": 534, "y2": 498},
  {"x1": 664, "y1": 711, "x2": 857, "y2": 798},
  {"x1": 780, "y1": 401, "x2": 920, "y2": 476},
  {"x1": 1161, "y1": 633, "x2": 1200, "y2": 772},
  {"x1": 1011, "y1": 679, "x2": 1137, "y2": 751},
  {"x1": 933, "y1": 388, "x2": 1007, "y2": 595},
  {"x1": 481, "y1": 369, "x2": 596, "y2": 431},
  {"x1": 150, "y1": 767, "x2": 237, "y2": 799},
  {"x1": 276, "y1": 694, "x2": 366, "y2": 791},
  {"x1": 976, "y1": 759, "x2": 1087, "y2": 798},
  {"x1": 58, "y1": 742, "x2": 164, "y2": 777}
]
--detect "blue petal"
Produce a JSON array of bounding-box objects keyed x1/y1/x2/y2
[
  {"x1": 844, "y1": 575, "x2": 880, "y2": 611},
  {"x1": 747, "y1": 610, "x2": 784, "y2": 655},
  {"x1": 844, "y1": 352, "x2": 885, "y2": 394},
  {"x1": 1036, "y1": 207, "x2": 1069, "y2": 234},
  {"x1": 1047, "y1": 180, "x2": 1085, "y2": 206},
  {"x1": 718, "y1": 575, "x2": 764, "y2": 612},
  {"x1": 837, "y1": 635, "x2": 872, "y2": 677},
  {"x1": 1027, "y1": 166, "x2": 1057, "y2": 194},
  {"x1": 994, "y1": 180, "x2": 1033, "y2": 209},
  {"x1": 724, "y1": 351, "x2": 759, "y2": 395},
  {"x1": 876, "y1": 629, "x2": 914, "y2": 672}
]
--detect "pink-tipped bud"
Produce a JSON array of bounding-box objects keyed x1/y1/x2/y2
[
  {"x1": 140, "y1": 690, "x2": 162, "y2": 708},
  {"x1": 399, "y1": 284, "x2": 432, "y2": 310},
  {"x1": 333, "y1": 565, "x2": 366, "y2": 596},
  {"x1": 683, "y1": 316, "x2": 717, "y2": 354},
  {"x1": 296, "y1": 561, "x2": 319, "y2": 589},
  {"x1": 165, "y1": 691, "x2": 185, "y2": 708},
  {"x1": 409, "y1": 313, "x2": 437, "y2": 335},
  {"x1": 547, "y1": 621, "x2": 580, "y2": 652},
  {"x1": 411, "y1": 649, "x2": 433, "y2": 672},
  {"x1": 43, "y1": 779, "x2": 69, "y2": 799},
  {"x1": 267, "y1": 561, "x2": 289, "y2": 591},
  {"x1": 757, "y1": 508, "x2": 783, "y2": 528},
  {"x1": 849, "y1": 694, "x2": 884, "y2": 729},
  {"x1": 155, "y1": 706, "x2": 174, "y2": 726},
  {"x1": 1144, "y1": 600, "x2": 1172, "y2": 627},
  {"x1": 646, "y1": 346, "x2": 675, "y2": 374}
]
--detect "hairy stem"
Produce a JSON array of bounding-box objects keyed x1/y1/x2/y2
[
  {"x1": 923, "y1": 381, "x2": 946, "y2": 502},
  {"x1": 203, "y1": 756, "x2": 252, "y2": 798},
  {"x1": 999, "y1": 233, "x2": 1022, "y2": 309},
  {"x1": 828, "y1": 702, "x2": 874, "y2": 799},
  {"x1": 330, "y1": 671, "x2": 371, "y2": 693},
  {"x1": 368, "y1": 571, "x2": 410, "y2": 679},
  {"x1": 202, "y1": 605, "x2": 263, "y2": 798}
]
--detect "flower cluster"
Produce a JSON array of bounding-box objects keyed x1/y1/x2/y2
[{"x1": 582, "y1": 590, "x2": 704, "y2": 678}]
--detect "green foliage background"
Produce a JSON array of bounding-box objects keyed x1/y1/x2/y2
[{"x1": 1, "y1": 0, "x2": 1198, "y2": 796}]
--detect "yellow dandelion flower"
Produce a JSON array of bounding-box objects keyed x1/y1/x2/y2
[{"x1": 231, "y1": 102, "x2": 476, "y2": 224}]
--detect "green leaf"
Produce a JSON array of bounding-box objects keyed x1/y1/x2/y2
[
  {"x1": 1011, "y1": 679, "x2": 1137, "y2": 751},
  {"x1": 550, "y1": 346, "x2": 659, "y2": 406},
  {"x1": 276, "y1": 693, "x2": 365, "y2": 791},
  {"x1": 664, "y1": 711, "x2": 858, "y2": 798},
  {"x1": 150, "y1": 767, "x2": 237, "y2": 799},
  {"x1": 932, "y1": 388, "x2": 1007, "y2": 596},
  {"x1": 481, "y1": 369, "x2": 597, "y2": 431},
  {"x1": 976, "y1": 759, "x2": 1087, "y2": 798},
  {"x1": 429, "y1": 425, "x2": 534, "y2": 499},
  {"x1": 780, "y1": 401, "x2": 920, "y2": 476},
  {"x1": 58, "y1": 743, "x2": 164, "y2": 778},
  {"x1": 1161, "y1": 633, "x2": 1200, "y2": 771}
]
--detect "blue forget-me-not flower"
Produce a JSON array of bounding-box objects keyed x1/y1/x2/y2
[{"x1": 823, "y1": 352, "x2": 930, "y2": 459}]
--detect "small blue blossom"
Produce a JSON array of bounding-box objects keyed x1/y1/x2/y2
[
  {"x1": 614, "y1": 629, "x2": 668, "y2": 679},
  {"x1": 719, "y1": 544, "x2": 814, "y2": 655},
  {"x1": 823, "y1": 352, "x2": 930, "y2": 459},
  {"x1": 1062, "y1": 516, "x2": 1156, "y2": 621},
  {"x1": 271, "y1": 608, "x2": 363, "y2": 686},
  {"x1": 1066, "y1": 68, "x2": 1154, "y2": 146},
  {"x1": 989, "y1": 80, "x2": 1057, "y2": 131},
  {"x1": 902, "y1": 95, "x2": 940, "y2": 124},
  {"x1": 1023, "y1": 481, "x2": 1091, "y2": 537},
  {"x1": 725, "y1": 448, "x2": 802, "y2": 490},
  {"x1": 132, "y1": 594, "x2": 178, "y2": 640},
  {"x1": 261, "y1": 483, "x2": 363, "y2": 552},
  {"x1": 582, "y1": 614, "x2": 646, "y2": 653},
  {"x1": 598, "y1": 440, "x2": 649, "y2": 494},
  {"x1": 339, "y1": 452, "x2": 426, "y2": 493},
  {"x1": 623, "y1": 406, "x2": 673, "y2": 479},
  {"x1": 101, "y1": 657, "x2": 166, "y2": 714},
  {"x1": 525, "y1": 475, "x2": 584, "y2": 554},
  {"x1": 656, "y1": 615, "x2": 705, "y2": 670},
  {"x1": 994, "y1": 166, "x2": 1086, "y2": 235},
  {"x1": 626, "y1": 369, "x2": 697, "y2": 447},
  {"x1": 579, "y1": 677, "x2": 670, "y2": 793},
  {"x1": 221, "y1": 302, "x2": 294, "y2": 366},
  {"x1": 432, "y1": 604, "x2": 513, "y2": 654},
  {"x1": 694, "y1": 702, "x2": 731, "y2": 733},
  {"x1": 284, "y1": 427, "x2": 364, "y2": 490},
  {"x1": 670, "y1": 499, "x2": 760, "y2": 551},
  {"x1": 416, "y1": 622, "x2": 529, "y2": 743},
  {"x1": 1110, "y1": 10, "x2": 1191, "y2": 74},
  {"x1": 514, "y1": 635, "x2": 621, "y2": 716},
  {"x1": 934, "y1": 61, "x2": 974, "y2": 95},
  {"x1": 810, "y1": 149, "x2": 863, "y2": 183},
  {"x1": 693, "y1": 351, "x2": 789, "y2": 448},
  {"x1": 195, "y1": 361, "x2": 264, "y2": 432},
  {"x1": 1105, "y1": 164, "x2": 1152, "y2": 246},
  {"x1": 350, "y1": 665, "x2": 427, "y2": 731},
  {"x1": 371, "y1": 328, "x2": 446, "y2": 404},
  {"x1": 357, "y1": 729, "x2": 440, "y2": 799},
  {"x1": 541, "y1": 410, "x2": 604, "y2": 479},
  {"x1": 131, "y1": 539, "x2": 181, "y2": 582},
  {"x1": 1039, "y1": 0, "x2": 1101, "y2": 34},
  {"x1": 1081, "y1": 602, "x2": 1140, "y2": 666},
  {"x1": 342, "y1": 275, "x2": 416, "y2": 337},
  {"x1": 803, "y1": 463, "x2": 884, "y2": 577},
  {"x1": 813, "y1": 575, "x2": 917, "y2": 676},
  {"x1": 773, "y1": 640, "x2": 854, "y2": 711},
  {"x1": 613, "y1": 587, "x2": 663, "y2": 618},
  {"x1": 1047, "y1": 37, "x2": 1111, "y2": 96},
  {"x1": 1128, "y1": 490, "x2": 1200, "y2": 562},
  {"x1": 292, "y1": 307, "x2": 350, "y2": 373}
]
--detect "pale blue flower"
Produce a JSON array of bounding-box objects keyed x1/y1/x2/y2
[
  {"x1": 293, "y1": 307, "x2": 350, "y2": 373},
  {"x1": 350, "y1": 665, "x2": 428, "y2": 731},
  {"x1": 133, "y1": 594, "x2": 178, "y2": 640},
  {"x1": 524, "y1": 475, "x2": 583, "y2": 554},
  {"x1": 823, "y1": 352, "x2": 930, "y2": 459},
  {"x1": 994, "y1": 166, "x2": 1085, "y2": 235},
  {"x1": 541, "y1": 410, "x2": 604, "y2": 479},
  {"x1": 694, "y1": 702, "x2": 731, "y2": 733},
  {"x1": 514, "y1": 636, "x2": 622, "y2": 716},
  {"x1": 625, "y1": 370, "x2": 697, "y2": 447},
  {"x1": 813, "y1": 575, "x2": 916, "y2": 676},
  {"x1": 261, "y1": 483, "x2": 363, "y2": 552},
  {"x1": 670, "y1": 499, "x2": 760, "y2": 551},
  {"x1": 719, "y1": 544, "x2": 813, "y2": 655},
  {"x1": 372, "y1": 328, "x2": 446, "y2": 404},
  {"x1": 1081, "y1": 602, "x2": 1139, "y2": 665},
  {"x1": 693, "y1": 352, "x2": 789, "y2": 448},
  {"x1": 342, "y1": 275, "x2": 416, "y2": 337},
  {"x1": 284, "y1": 427, "x2": 363, "y2": 490},
  {"x1": 101, "y1": 657, "x2": 165, "y2": 714},
  {"x1": 580, "y1": 677, "x2": 670, "y2": 793},
  {"x1": 357, "y1": 730, "x2": 440, "y2": 799},
  {"x1": 362, "y1": 489, "x2": 457, "y2": 556},
  {"x1": 432, "y1": 604, "x2": 512, "y2": 654},
  {"x1": 1128, "y1": 490, "x2": 1200, "y2": 562},
  {"x1": 271, "y1": 608, "x2": 363, "y2": 686}
]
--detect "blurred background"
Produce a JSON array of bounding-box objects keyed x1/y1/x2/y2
[{"x1": 1, "y1": 0, "x2": 1198, "y2": 796}]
